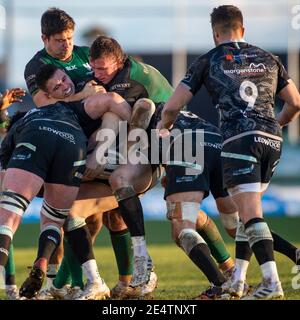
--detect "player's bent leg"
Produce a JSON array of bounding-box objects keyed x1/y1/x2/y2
[
  {"x1": 129, "y1": 98, "x2": 156, "y2": 131},
  {"x1": 110, "y1": 164, "x2": 154, "y2": 288},
  {"x1": 221, "y1": 220, "x2": 252, "y2": 299},
  {"x1": 0, "y1": 169, "x2": 42, "y2": 292},
  {"x1": 64, "y1": 217, "x2": 110, "y2": 300},
  {"x1": 103, "y1": 210, "x2": 133, "y2": 286},
  {"x1": 35, "y1": 239, "x2": 64, "y2": 300},
  {"x1": 20, "y1": 183, "x2": 79, "y2": 299},
  {"x1": 166, "y1": 192, "x2": 227, "y2": 299},
  {"x1": 196, "y1": 209, "x2": 234, "y2": 276},
  {"x1": 86, "y1": 212, "x2": 103, "y2": 243},
  {"x1": 231, "y1": 189, "x2": 283, "y2": 300},
  {"x1": 215, "y1": 196, "x2": 239, "y2": 238}
]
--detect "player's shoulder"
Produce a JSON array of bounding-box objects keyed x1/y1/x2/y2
[
  {"x1": 247, "y1": 43, "x2": 282, "y2": 63},
  {"x1": 25, "y1": 48, "x2": 48, "y2": 69},
  {"x1": 73, "y1": 45, "x2": 90, "y2": 58}
]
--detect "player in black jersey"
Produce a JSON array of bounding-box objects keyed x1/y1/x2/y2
[
  {"x1": 158, "y1": 5, "x2": 300, "y2": 299},
  {"x1": 0, "y1": 103, "x2": 110, "y2": 300},
  {"x1": 149, "y1": 105, "x2": 240, "y2": 299}
]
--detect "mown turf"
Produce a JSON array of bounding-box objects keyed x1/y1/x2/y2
[{"x1": 1, "y1": 218, "x2": 300, "y2": 300}]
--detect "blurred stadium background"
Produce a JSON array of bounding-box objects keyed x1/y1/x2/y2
[{"x1": 0, "y1": 0, "x2": 299, "y2": 299}]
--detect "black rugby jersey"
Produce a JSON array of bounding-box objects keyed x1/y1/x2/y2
[
  {"x1": 0, "y1": 103, "x2": 85, "y2": 169},
  {"x1": 181, "y1": 42, "x2": 290, "y2": 140}
]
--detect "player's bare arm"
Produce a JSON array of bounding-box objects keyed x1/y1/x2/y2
[
  {"x1": 158, "y1": 83, "x2": 193, "y2": 132},
  {"x1": 277, "y1": 79, "x2": 300, "y2": 126}
]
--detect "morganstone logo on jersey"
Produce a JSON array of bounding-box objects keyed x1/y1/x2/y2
[
  {"x1": 224, "y1": 63, "x2": 266, "y2": 76},
  {"x1": 0, "y1": 5, "x2": 6, "y2": 30}
]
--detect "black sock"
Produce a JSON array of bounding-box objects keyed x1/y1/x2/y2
[
  {"x1": 245, "y1": 218, "x2": 274, "y2": 265},
  {"x1": 118, "y1": 195, "x2": 145, "y2": 237},
  {"x1": 37, "y1": 229, "x2": 61, "y2": 262},
  {"x1": 65, "y1": 225, "x2": 94, "y2": 264},
  {"x1": 5, "y1": 274, "x2": 15, "y2": 286},
  {"x1": 189, "y1": 243, "x2": 226, "y2": 286},
  {"x1": 271, "y1": 230, "x2": 297, "y2": 263},
  {"x1": 236, "y1": 241, "x2": 253, "y2": 261},
  {"x1": 0, "y1": 234, "x2": 12, "y2": 267}
]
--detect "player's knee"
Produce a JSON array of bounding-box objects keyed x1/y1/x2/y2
[
  {"x1": 109, "y1": 172, "x2": 130, "y2": 191},
  {"x1": 166, "y1": 201, "x2": 199, "y2": 224},
  {"x1": 219, "y1": 211, "x2": 239, "y2": 237},
  {"x1": 0, "y1": 189, "x2": 30, "y2": 218},
  {"x1": 178, "y1": 228, "x2": 206, "y2": 255},
  {"x1": 113, "y1": 185, "x2": 136, "y2": 202},
  {"x1": 65, "y1": 216, "x2": 86, "y2": 232}
]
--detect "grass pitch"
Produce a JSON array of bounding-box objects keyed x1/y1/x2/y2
[{"x1": 1, "y1": 217, "x2": 300, "y2": 300}]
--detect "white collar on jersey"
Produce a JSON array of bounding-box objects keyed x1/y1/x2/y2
[{"x1": 219, "y1": 38, "x2": 246, "y2": 45}]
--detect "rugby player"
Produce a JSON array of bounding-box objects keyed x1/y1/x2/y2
[
  {"x1": 0, "y1": 102, "x2": 108, "y2": 300},
  {"x1": 22, "y1": 7, "x2": 134, "y2": 299},
  {"x1": 158, "y1": 5, "x2": 300, "y2": 299}
]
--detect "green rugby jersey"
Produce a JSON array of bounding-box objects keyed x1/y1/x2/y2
[
  {"x1": 103, "y1": 56, "x2": 173, "y2": 106},
  {"x1": 24, "y1": 45, "x2": 92, "y2": 96}
]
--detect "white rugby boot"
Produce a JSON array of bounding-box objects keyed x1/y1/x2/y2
[
  {"x1": 242, "y1": 279, "x2": 284, "y2": 300},
  {"x1": 76, "y1": 278, "x2": 110, "y2": 300}
]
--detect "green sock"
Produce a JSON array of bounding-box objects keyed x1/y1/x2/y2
[
  {"x1": 53, "y1": 257, "x2": 72, "y2": 289},
  {"x1": 5, "y1": 244, "x2": 16, "y2": 285},
  {"x1": 197, "y1": 216, "x2": 231, "y2": 264},
  {"x1": 63, "y1": 239, "x2": 84, "y2": 289},
  {"x1": 110, "y1": 229, "x2": 133, "y2": 276}
]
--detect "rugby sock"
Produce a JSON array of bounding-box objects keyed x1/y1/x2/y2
[
  {"x1": 53, "y1": 257, "x2": 72, "y2": 289},
  {"x1": 36, "y1": 228, "x2": 61, "y2": 271},
  {"x1": 271, "y1": 230, "x2": 298, "y2": 263},
  {"x1": 110, "y1": 229, "x2": 133, "y2": 276},
  {"x1": 0, "y1": 226, "x2": 13, "y2": 267},
  {"x1": 245, "y1": 218, "x2": 279, "y2": 283},
  {"x1": 82, "y1": 259, "x2": 101, "y2": 283},
  {"x1": 189, "y1": 243, "x2": 226, "y2": 286},
  {"x1": 131, "y1": 236, "x2": 148, "y2": 257},
  {"x1": 232, "y1": 221, "x2": 252, "y2": 283},
  {"x1": 63, "y1": 239, "x2": 84, "y2": 288},
  {"x1": 47, "y1": 264, "x2": 58, "y2": 277},
  {"x1": 178, "y1": 228, "x2": 226, "y2": 286},
  {"x1": 114, "y1": 186, "x2": 145, "y2": 237},
  {"x1": 5, "y1": 244, "x2": 16, "y2": 285},
  {"x1": 65, "y1": 225, "x2": 94, "y2": 264},
  {"x1": 118, "y1": 194, "x2": 145, "y2": 237},
  {"x1": 196, "y1": 215, "x2": 231, "y2": 264}
]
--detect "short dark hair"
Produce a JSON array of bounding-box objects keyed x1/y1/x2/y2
[
  {"x1": 41, "y1": 7, "x2": 75, "y2": 37},
  {"x1": 90, "y1": 36, "x2": 126, "y2": 65},
  {"x1": 36, "y1": 64, "x2": 60, "y2": 92},
  {"x1": 210, "y1": 5, "x2": 243, "y2": 32}
]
